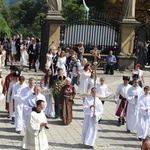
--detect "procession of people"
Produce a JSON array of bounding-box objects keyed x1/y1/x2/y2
[{"x1": 0, "y1": 33, "x2": 150, "y2": 149}]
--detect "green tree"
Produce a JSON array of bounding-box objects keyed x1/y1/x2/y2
[
  {"x1": 8, "y1": 0, "x2": 48, "y2": 37},
  {"x1": 0, "y1": 0, "x2": 11, "y2": 37}
]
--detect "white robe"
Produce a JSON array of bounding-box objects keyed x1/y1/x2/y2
[
  {"x1": 7, "y1": 80, "x2": 17, "y2": 118},
  {"x1": 137, "y1": 94, "x2": 150, "y2": 139},
  {"x1": 81, "y1": 96, "x2": 103, "y2": 146},
  {"x1": 78, "y1": 70, "x2": 91, "y2": 95},
  {"x1": 12, "y1": 82, "x2": 27, "y2": 132},
  {"x1": 22, "y1": 111, "x2": 49, "y2": 150},
  {"x1": 126, "y1": 86, "x2": 143, "y2": 131},
  {"x1": 23, "y1": 93, "x2": 47, "y2": 129},
  {"x1": 97, "y1": 83, "x2": 112, "y2": 98},
  {"x1": 56, "y1": 57, "x2": 66, "y2": 76},
  {"x1": 20, "y1": 86, "x2": 34, "y2": 130},
  {"x1": 115, "y1": 83, "x2": 131, "y2": 117},
  {"x1": 20, "y1": 49, "x2": 28, "y2": 65}
]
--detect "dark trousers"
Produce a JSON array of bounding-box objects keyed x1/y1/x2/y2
[
  {"x1": 29, "y1": 54, "x2": 37, "y2": 70},
  {"x1": 106, "y1": 65, "x2": 114, "y2": 74},
  {"x1": 16, "y1": 47, "x2": 20, "y2": 61},
  {"x1": 53, "y1": 95, "x2": 61, "y2": 117}
]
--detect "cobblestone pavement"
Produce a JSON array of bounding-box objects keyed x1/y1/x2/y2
[{"x1": 0, "y1": 66, "x2": 150, "y2": 150}]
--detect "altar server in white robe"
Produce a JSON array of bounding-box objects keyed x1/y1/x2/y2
[
  {"x1": 22, "y1": 100, "x2": 49, "y2": 150},
  {"x1": 20, "y1": 77, "x2": 35, "y2": 130},
  {"x1": 7, "y1": 72, "x2": 20, "y2": 122},
  {"x1": 24, "y1": 85, "x2": 47, "y2": 118},
  {"x1": 137, "y1": 86, "x2": 150, "y2": 140},
  {"x1": 12, "y1": 76, "x2": 27, "y2": 134},
  {"x1": 115, "y1": 76, "x2": 131, "y2": 126},
  {"x1": 126, "y1": 78, "x2": 143, "y2": 132},
  {"x1": 81, "y1": 87, "x2": 103, "y2": 148}
]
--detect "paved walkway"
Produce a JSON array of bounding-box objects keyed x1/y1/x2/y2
[{"x1": 0, "y1": 66, "x2": 150, "y2": 150}]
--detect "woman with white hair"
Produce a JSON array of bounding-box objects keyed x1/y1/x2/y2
[{"x1": 60, "y1": 77, "x2": 76, "y2": 125}]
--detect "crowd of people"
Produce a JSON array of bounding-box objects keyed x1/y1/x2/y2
[{"x1": 0, "y1": 33, "x2": 150, "y2": 149}]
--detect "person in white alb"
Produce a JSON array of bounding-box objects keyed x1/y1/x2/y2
[
  {"x1": 22, "y1": 100, "x2": 49, "y2": 150},
  {"x1": 137, "y1": 86, "x2": 150, "y2": 141},
  {"x1": 12, "y1": 76, "x2": 27, "y2": 134},
  {"x1": 115, "y1": 76, "x2": 131, "y2": 126},
  {"x1": 126, "y1": 78, "x2": 143, "y2": 133},
  {"x1": 20, "y1": 77, "x2": 35, "y2": 130},
  {"x1": 24, "y1": 85, "x2": 47, "y2": 119},
  {"x1": 81, "y1": 87, "x2": 103, "y2": 148},
  {"x1": 7, "y1": 72, "x2": 20, "y2": 123}
]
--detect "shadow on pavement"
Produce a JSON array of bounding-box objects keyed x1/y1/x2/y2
[
  {"x1": 0, "y1": 134, "x2": 23, "y2": 141},
  {"x1": 48, "y1": 142, "x2": 91, "y2": 149},
  {"x1": 48, "y1": 120, "x2": 64, "y2": 126},
  {"x1": 98, "y1": 136, "x2": 138, "y2": 142},
  {"x1": 0, "y1": 145, "x2": 22, "y2": 149},
  {"x1": 110, "y1": 143, "x2": 141, "y2": 148}
]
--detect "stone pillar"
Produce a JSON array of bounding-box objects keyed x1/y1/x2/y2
[
  {"x1": 120, "y1": 21, "x2": 138, "y2": 55},
  {"x1": 117, "y1": 20, "x2": 139, "y2": 71},
  {"x1": 40, "y1": 12, "x2": 64, "y2": 72},
  {"x1": 46, "y1": 12, "x2": 65, "y2": 49}
]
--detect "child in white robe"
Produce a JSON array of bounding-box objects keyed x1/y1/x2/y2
[
  {"x1": 137, "y1": 86, "x2": 150, "y2": 140},
  {"x1": 126, "y1": 78, "x2": 143, "y2": 132},
  {"x1": 81, "y1": 87, "x2": 103, "y2": 148},
  {"x1": 97, "y1": 77, "x2": 112, "y2": 105}
]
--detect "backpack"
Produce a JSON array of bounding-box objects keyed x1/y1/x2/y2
[{"x1": 68, "y1": 60, "x2": 78, "y2": 72}]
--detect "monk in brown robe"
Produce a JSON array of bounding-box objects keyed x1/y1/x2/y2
[{"x1": 60, "y1": 77, "x2": 76, "y2": 125}]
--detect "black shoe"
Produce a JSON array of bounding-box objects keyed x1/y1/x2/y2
[
  {"x1": 98, "y1": 118, "x2": 102, "y2": 123},
  {"x1": 16, "y1": 131, "x2": 21, "y2": 134},
  {"x1": 53, "y1": 116, "x2": 58, "y2": 119},
  {"x1": 104, "y1": 72, "x2": 108, "y2": 74},
  {"x1": 45, "y1": 126, "x2": 49, "y2": 129},
  {"x1": 138, "y1": 138, "x2": 144, "y2": 141},
  {"x1": 127, "y1": 129, "x2": 131, "y2": 133}
]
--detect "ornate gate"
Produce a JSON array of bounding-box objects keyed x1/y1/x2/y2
[{"x1": 60, "y1": 9, "x2": 121, "y2": 55}]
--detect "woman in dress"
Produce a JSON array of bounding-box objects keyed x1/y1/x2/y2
[
  {"x1": 132, "y1": 63, "x2": 145, "y2": 87},
  {"x1": 10, "y1": 35, "x2": 17, "y2": 64},
  {"x1": 0, "y1": 72, "x2": 5, "y2": 101},
  {"x1": 56, "y1": 51, "x2": 66, "y2": 76},
  {"x1": 20, "y1": 44, "x2": 28, "y2": 71},
  {"x1": 78, "y1": 63, "x2": 91, "y2": 96},
  {"x1": 60, "y1": 77, "x2": 76, "y2": 125},
  {"x1": 87, "y1": 71, "x2": 99, "y2": 94},
  {"x1": 40, "y1": 69, "x2": 53, "y2": 118},
  {"x1": 45, "y1": 49, "x2": 53, "y2": 71}
]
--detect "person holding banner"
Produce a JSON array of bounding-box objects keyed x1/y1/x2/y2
[
  {"x1": 115, "y1": 76, "x2": 131, "y2": 126},
  {"x1": 81, "y1": 87, "x2": 103, "y2": 148}
]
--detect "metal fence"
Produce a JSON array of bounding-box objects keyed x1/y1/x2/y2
[{"x1": 60, "y1": 9, "x2": 121, "y2": 55}]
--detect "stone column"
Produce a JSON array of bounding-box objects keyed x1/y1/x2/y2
[
  {"x1": 46, "y1": 12, "x2": 65, "y2": 49},
  {"x1": 117, "y1": 0, "x2": 139, "y2": 71},
  {"x1": 40, "y1": 11, "x2": 64, "y2": 71}
]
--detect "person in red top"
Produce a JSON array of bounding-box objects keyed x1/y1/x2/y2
[{"x1": 2, "y1": 65, "x2": 18, "y2": 116}]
